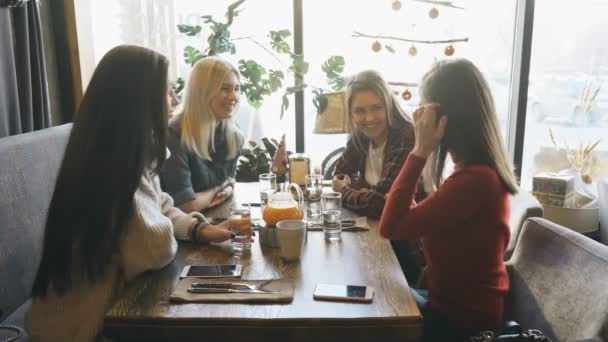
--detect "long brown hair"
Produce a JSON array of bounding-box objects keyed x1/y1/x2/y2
[
  {"x1": 346, "y1": 70, "x2": 412, "y2": 152},
  {"x1": 32, "y1": 45, "x2": 169, "y2": 297},
  {"x1": 420, "y1": 59, "x2": 518, "y2": 194}
]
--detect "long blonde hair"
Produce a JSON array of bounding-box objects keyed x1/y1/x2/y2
[
  {"x1": 420, "y1": 59, "x2": 518, "y2": 194},
  {"x1": 176, "y1": 56, "x2": 243, "y2": 160},
  {"x1": 345, "y1": 70, "x2": 412, "y2": 152}
]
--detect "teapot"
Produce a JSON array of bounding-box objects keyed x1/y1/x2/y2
[{"x1": 263, "y1": 183, "x2": 304, "y2": 227}]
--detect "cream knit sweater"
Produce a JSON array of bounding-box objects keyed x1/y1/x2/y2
[{"x1": 26, "y1": 170, "x2": 204, "y2": 341}]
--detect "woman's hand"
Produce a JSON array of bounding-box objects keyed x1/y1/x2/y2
[
  {"x1": 197, "y1": 220, "x2": 234, "y2": 243},
  {"x1": 411, "y1": 103, "x2": 448, "y2": 159},
  {"x1": 332, "y1": 173, "x2": 351, "y2": 193},
  {"x1": 227, "y1": 215, "x2": 254, "y2": 244},
  {"x1": 208, "y1": 183, "x2": 234, "y2": 208}
]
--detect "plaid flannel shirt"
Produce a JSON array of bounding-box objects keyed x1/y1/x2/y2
[{"x1": 334, "y1": 124, "x2": 427, "y2": 271}]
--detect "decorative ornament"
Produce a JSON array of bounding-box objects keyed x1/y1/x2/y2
[
  {"x1": 271, "y1": 134, "x2": 288, "y2": 176},
  {"x1": 372, "y1": 40, "x2": 382, "y2": 52},
  {"x1": 391, "y1": 0, "x2": 402, "y2": 11},
  {"x1": 408, "y1": 45, "x2": 417, "y2": 56},
  {"x1": 444, "y1": 44, "x2": 455, "y2": 56},
  {"x1": 429, "y1": 7, "x2": 439, "y2": 19},
  {"x1": 402, "y1": 89, "x2": 412, "y2": 101}
]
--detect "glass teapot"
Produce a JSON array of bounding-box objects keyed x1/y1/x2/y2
[{"x1": 262, "y1": 183, "x2": 304, "y2": 227}]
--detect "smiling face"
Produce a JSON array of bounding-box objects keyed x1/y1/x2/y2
[
  {"x1": 350, "y1": 90, "x2": 388, "y2": 142},
  {"x1": 210, "y1": 71, "x2": 240, "y2": 120}
]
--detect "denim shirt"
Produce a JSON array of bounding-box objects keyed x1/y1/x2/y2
[{"x1": 160, "y1": 117, "x2": 239, "y2": 206}]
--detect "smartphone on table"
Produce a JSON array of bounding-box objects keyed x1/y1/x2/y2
[
  {"x1": 180, "y1": 264, "x2": 242, "y2": 279},
  {"x1": 313, "y1": 284, "x2": 374, "y2": 303}
]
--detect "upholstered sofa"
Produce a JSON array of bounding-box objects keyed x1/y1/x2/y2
[
  {"x1": 0, "y1": 124, "x2": 72, "y2": 341},
  {"x1": 505, "y1": 217, "x2": 608, "y2": 341},
  {"x1": 506, "y1": 190, "x2": 544, "y2": 260}
]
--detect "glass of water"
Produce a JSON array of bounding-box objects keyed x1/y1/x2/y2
[
  {"x1": 306, "y1": 200, "x2": 323, "y2": 229},
  {"x1": 259, "y1": 173, "x2": 276, "y2": 211},
  {"x1": 230, "y1": 206, "x2": 253, "y2": 255},
  {"x1": 321, "y1": 191, "x2": 342, "y2": 241},
  {"x1": 305, "y1": 174, "x2": 323, "y2": 202}
]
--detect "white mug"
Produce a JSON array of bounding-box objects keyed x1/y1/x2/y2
[{"x1": 276, "y1": 220, "x2": 306, "y2": 261}]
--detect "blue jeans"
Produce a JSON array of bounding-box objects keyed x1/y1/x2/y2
[{"x1": 411, "y1": 288, "x2": 473, "y2": 342}]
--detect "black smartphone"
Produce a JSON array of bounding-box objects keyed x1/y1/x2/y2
[{"x1": 180, "y1": 264, "x2": 242, "y2": 279}]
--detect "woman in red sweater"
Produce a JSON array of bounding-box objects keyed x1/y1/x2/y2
[{"x1": 379, "y1": 59, "x2": 518, "y2": 340}]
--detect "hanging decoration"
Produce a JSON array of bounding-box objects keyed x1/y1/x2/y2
[
  {"x1": 371, "y1": 40, "x2": 382, "y2": 52},
  {"x1": 444, "y1": 44, "x2": 455, "y2": 56},
  {"x1": 408, "y1": 45, "x2": 418, "y2": 56},
  {"x1": 392, "y1": 0, "x2": 402, "y2": 11}
]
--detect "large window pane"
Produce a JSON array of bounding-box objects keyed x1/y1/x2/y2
[
  {"x1": 74, "y1": 0, "x2": 295, "y2": 147},
  {"x1": 521, "y1": 0, "x2": 608, "y2": 190},
  {"x1": 303, "y1": 0, "x2": 517, "y2": 167}
]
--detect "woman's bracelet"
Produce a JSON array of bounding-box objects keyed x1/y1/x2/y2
[{"x1": 190, "y1": 221, "x2": 209, "y2": 243}]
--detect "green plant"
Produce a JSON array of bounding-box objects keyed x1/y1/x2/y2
[
  {"x1": 175, "y1": 0, "x2": 346, "y2": 118},
  {"x1": 235, "y1": 137, "x2": 286, "y2": 182}
]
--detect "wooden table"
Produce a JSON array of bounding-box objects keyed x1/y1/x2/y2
[{"x1": 104, "y1": 183, "x2": 421, "y2": 341}]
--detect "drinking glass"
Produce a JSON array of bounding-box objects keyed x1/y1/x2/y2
[
  {"x1": 305, "y1": 174, "x2": 323, "y2": 202},
  {"x1": 306, "y1": 200, "x2": 323, "y2": 229},
  {"x1": 259, "y1": 173, "x2": 277, "y2": 211},
  {"x1": 230, "y1": 206, "x2": 253, "y2": 255},
  {"x1": 321, "y1": 192, "x2": 342, "y2": 241}
]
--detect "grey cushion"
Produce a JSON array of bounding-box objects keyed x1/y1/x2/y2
[
  {"x1": 505, "y1": 217, "x2": 608, "y2": 342},
  {"x1": 0, "y1": 300, "x2": 30, "y2": 341},
  {"x1": 505, "y1": 191, "x2": 543, "y2": 260},
  {"x1": 0, "y1": 124, "x2": 71, "y2": 323}
]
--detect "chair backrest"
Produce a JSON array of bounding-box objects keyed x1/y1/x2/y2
[
  {"x1": 321, "y1": 147, "x2": 345, "y2": 180},
  {"x1": 505, "y1": 217, "x2": 608, "y2": 342},
  {"x1": 0, "y1": 124, "x2": 71, "y2": 322},
  {"x1": 505, "y1": 191, "x2": 543, "y2": 260}
]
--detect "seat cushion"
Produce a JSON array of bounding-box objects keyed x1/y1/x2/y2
[
  {"x1": 0, "y1": 299, "x2": 30, "y2": 341},
  {"x1": 0, "y1": 124, "x2": 71, "y2": 322}
]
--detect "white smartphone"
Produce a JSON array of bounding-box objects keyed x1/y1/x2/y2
[
  {"x1": 313, "y1": 284, "x2": 374, "y2": 303},
  {"x1": 180, "y1": 264, "x2": 242, "y2": 279}
]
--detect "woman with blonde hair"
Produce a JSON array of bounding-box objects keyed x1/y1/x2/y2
[
  {"x1": 332, "y1": 70, "x2": 420, "y2": 217},
  {"x1": 161, "y1": 56, "x2": 244, "y2": 213},
  {"x1": 380, "y1": 58, "x2": 518, "y2": 340}
]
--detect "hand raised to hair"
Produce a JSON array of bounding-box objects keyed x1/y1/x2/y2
[{"x1": 411, "y1": 103, "x2": 448, "y2": 159}]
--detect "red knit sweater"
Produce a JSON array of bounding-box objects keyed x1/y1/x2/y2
[{"x1": 379, "y1": 154, "x2": 510, "y2": 331}]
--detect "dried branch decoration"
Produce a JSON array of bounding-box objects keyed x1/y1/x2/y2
[{"x1": 549, "y1": 127, "x2": 601, "y2": 183}]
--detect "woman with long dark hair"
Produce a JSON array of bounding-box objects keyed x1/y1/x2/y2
[
  {"x1": 26, "y1": 45, "x2": 233, "y2": 341},
  {"x1": 380, "y1": 59, "x2": 518, "y2": 340}
]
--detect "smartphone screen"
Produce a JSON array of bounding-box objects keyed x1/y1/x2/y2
[
  {"x1": 315, "y1": 284, "x2": 368, "y2": 298},
  {"x1": 186, "y1": 265, "x2": 239, "y2": 277}
]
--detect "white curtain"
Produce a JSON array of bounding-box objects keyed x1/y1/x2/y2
[{"x1": 75, "y1": 0, "x2": 178, "y2": 86}]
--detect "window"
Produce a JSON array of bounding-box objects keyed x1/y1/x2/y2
[
  {"x1": 302, "y1": 0, "x2": 517, "y2": 166},
  {"x1": 74, "y1": 0, "x2": 295, "y2": 147},
  {"x1": 74, "y1": 0, "x2": 520, "y2": 168},
  {"x1": 521, "y1": 0, "x2": 608, "y2": 189}
]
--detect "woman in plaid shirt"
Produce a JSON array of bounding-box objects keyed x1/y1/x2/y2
[{"x1": 332, "y1": 70, "x2": 425, "y2": 284}]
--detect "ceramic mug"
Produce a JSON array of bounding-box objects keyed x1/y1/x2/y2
[{"x1": 276, "y1": 220, "x2": 306, "y2": 261}]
